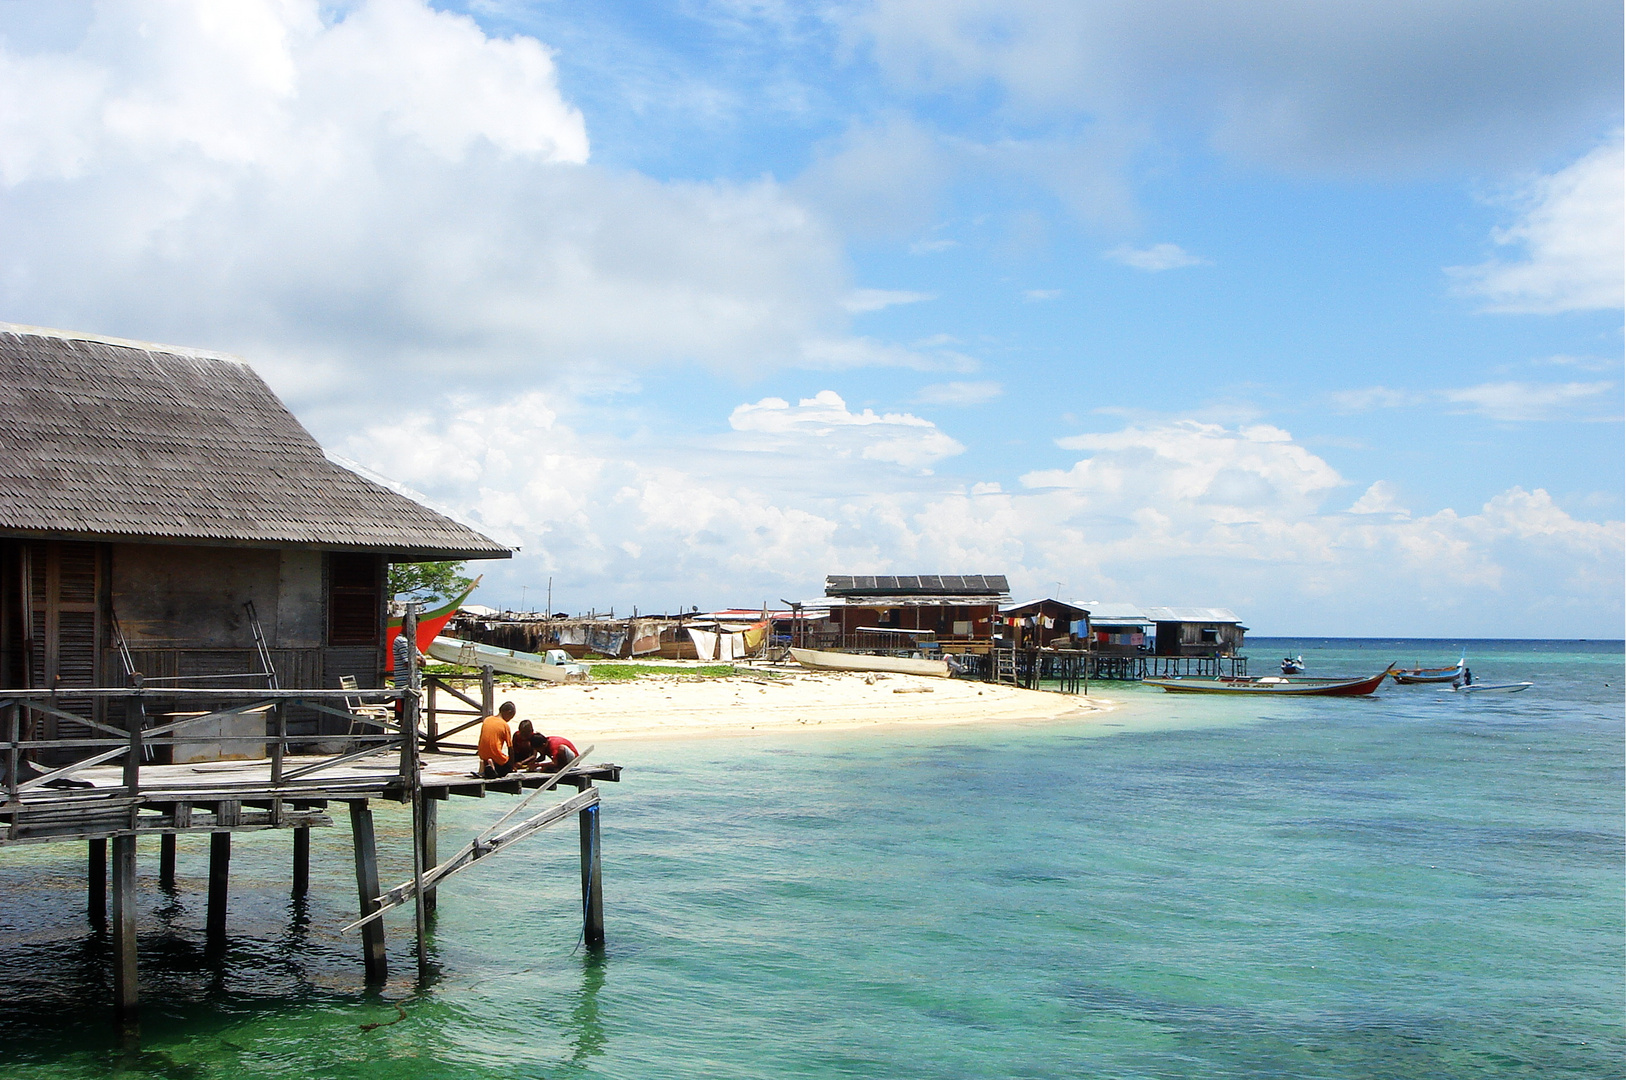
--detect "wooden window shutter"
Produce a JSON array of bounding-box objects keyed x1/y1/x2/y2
[
  {"x1": 328, "y1": 553, "x2": 382, "y2": 646},
  {"x1": 23, "y1": 540, "x2": 103, "y2": 740}
]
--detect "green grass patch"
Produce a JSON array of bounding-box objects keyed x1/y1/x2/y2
[{"x1": 587, "y1": 663, "x2": 741, "y2": 681}]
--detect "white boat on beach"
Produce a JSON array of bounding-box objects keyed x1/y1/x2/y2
[
  {"x1": 788, "y1": 646, "x2": 952, "y2": 678},
  {"x1": 427, "y1": 635, "x2": 588, "y2": 682}
]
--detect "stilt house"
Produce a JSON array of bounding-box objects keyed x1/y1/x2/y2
[
  {"x1": 1141, "y1": 607, "x2": 1247, "y2": 658},
  {"x1": 822, "y1": 575, "x2": 1010, "y2": 651},
  {"x1": 0, "y1": 325, "x2": 509, "y2": 755},
  {"x1": 999, "y1": 599, "x2": 1090, "y2": 649}
]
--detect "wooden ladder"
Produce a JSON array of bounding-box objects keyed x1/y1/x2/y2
[{"x1": 993, "y1": 648, "x2": 1018, "y2": 684}]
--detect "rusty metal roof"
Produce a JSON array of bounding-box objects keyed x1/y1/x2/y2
[{"x1": 0, "y1": 324, "x2": 510, "y2": 560}]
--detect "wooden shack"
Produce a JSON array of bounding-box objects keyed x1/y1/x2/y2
[
  {"x1": 823, "y1": 575, "x2": 1010, "y2": 652},
  {"x1": 999, "y1": 599, "x2": 1090, "y2": 649},
  {"x1": 1081, "y1": 604, "x2": 1153, "y2": 657},
  {"x1": 0, "y1": 325, "x2": 510, "y2": 754},
  {"x1": 1141, "y1": 606, "x2": 1247, "y2": 658}
]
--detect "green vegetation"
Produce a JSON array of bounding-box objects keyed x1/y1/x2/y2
[
  {"x1": 389, "y1": 560, "x2": 474, "y2": 604},
  {"x1": 587, "y1": 664, "x2": 759, "y2": 681}
]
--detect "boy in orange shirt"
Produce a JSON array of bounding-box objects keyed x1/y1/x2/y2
[{"x1": 476, "y1": 701, "x2": 516, "y2": 778}]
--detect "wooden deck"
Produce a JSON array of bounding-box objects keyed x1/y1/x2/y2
[
  {"x1": 0, "y1": 679, "x2": 619, "y2": 1017},
  {"x1": 0, "y1": 751, "x2": 620, "y2": 845}
]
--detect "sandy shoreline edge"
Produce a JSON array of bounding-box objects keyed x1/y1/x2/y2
[{"x1": 452, "y1": 664, "x2": 1123, "y2": 749}]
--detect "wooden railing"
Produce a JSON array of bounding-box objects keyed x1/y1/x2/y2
[{"x1": 0, "y1": 683, "x2": 415, "y2": 807}]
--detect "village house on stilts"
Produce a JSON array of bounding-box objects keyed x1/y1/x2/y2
[{"x1": 0, "y1": 324, "x2": 618, "y2": 1018}]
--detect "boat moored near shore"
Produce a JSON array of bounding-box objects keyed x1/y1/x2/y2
[
  {"x1": 1144, "y1": 667, "x2": 1392, "y2": 696},
  {"x1": 788, "y1": 646, "x2": 952, "y2": 678}
]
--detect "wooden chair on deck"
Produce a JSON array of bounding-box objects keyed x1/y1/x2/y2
[{"x1": 339, "y1": 675, "x2": 393, "y2": 744}]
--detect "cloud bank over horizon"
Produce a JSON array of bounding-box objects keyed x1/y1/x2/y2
[{"x1": 0, "y1": 0, "x2": 1620, "y2": 635}]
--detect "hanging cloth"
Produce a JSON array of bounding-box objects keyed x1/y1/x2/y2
[{"x1": 687, "y1": 627, "x2": 718, "y2": 661}]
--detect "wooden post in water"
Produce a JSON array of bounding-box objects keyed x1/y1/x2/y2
[
  {"x1": 420, "y1": 795, "x2": 438, "y2": 913},
  {"x1": 403, "y1": 603, "x2": 429, "y2": 976},
  {"x1": 206, "y1": 832, "x2": 231, "y2": 948},
  {"x1": 291, "y1": 826, "x2": 310, "y2": 897},
  {"x1": 348, "y1": 799, "x2": 387, "y2": 983},
  {"x1": 578, "y1": 792, "x2": 604, "y2": 949},
  {"x1": 88, "y1": 838, "x2": 107, "y2": 927},
  {"x1": 111, "y1": 833, "x2": 138, "y2": 1015},
  {"x1": 158, "y1": 833, "x2": 176, "y2": 890}
]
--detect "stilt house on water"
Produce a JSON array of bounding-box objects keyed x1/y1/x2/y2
[
  {"x1": 0, "y1": 325, "x2": 620, "y2": 1016},
  {"x1": 820, "y1": 575, "x2": 1010, "y2": 652},
  {"x1": 1140, "y1": 607, "x2": 1247, "y2": 658},
  {"x1": 0, "y1": 324, "x2": 510, "y2": 752},
  {"x1": 999, "y1": 598, "x2": 1090, "y2": 649}
]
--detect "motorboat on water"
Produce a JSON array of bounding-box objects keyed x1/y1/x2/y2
[
  {"x1": 788, "y1": 646, "x2": 952, "y2": 678},
  {"x1": 1392, "y1": 658, "x2": 1466, "y2": 684},
  {"x1": 1144, "y1": 667, "x2": 1392, "y2": 697},
  {"x1": 1280, "y1": 655, "x2": 1304, "y2": 675},
  {"x1": 1438, "y1": 681, "x2": 1533, "y2": 694}
]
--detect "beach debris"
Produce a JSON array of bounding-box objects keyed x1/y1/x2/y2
[{"x1": 892, "y1": 686, "x2": 934, "y2": 694}]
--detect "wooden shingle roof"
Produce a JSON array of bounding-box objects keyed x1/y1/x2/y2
[{"x1": 0, "y1": 325, "x2": 510, "y2": 560}]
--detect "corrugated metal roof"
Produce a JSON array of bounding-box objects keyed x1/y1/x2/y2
[
  {"x1": 1003, "y1": 598, "x2": 1089, "y2": 617},
  {"x1": 1081, "y1": 603, "x2": 1148, "y2": 623},
  {"x1": 825, "y1": 574, "x2": 1009, "y2": 597},
  {"x1": 0, "y1": 324, "x2": 509, "y2": 559},
  {"x1": 1141, "y1": 606, "x2": 1242, "y2": 623}
]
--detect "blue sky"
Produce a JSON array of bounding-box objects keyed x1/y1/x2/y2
[{"x1": 0, "y1": 0, "x2": 1620, "y2": 634}]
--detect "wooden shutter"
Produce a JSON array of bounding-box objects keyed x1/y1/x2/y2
[
  {"x1": 23, "y1": 540, "x2": 104, "y2": 741},
  {"x1": 328, "y1": 553, "x2": 382, "y2": 646}
]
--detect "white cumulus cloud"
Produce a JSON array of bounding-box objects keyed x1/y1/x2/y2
[{"x1": 1451, "y1": 134, "x2": 1625, "y2": 313}]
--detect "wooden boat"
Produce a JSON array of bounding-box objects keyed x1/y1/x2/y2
[
  {"x1": 1144, "y1": 668, "x2": 1392, "y2": 696},
  {"x1": 1392, "y1": 659, "x2": 1464, "y2": 684},
  {"x1": 789, "y1": 646, "x2": 951, "y2": 678},
  {"x1": 386, "y1": 577, "x2": 482, "y2": 672},
  {"x1": 1438, "y1": 681, "x2": 1533, "y2": 694},
  {"x1": 426, "y1": 635, "x2": 587, "y2": 682}
]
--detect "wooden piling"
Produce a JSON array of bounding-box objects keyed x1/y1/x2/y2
[
  {"x1": 111, "y1": 834, "x2": 138, "y2": 1015},
  {"x1": 159, "y1": 832, "x2": 176, "y2": 890},
  {"x1": 480, "y1": 666, "x2": 495, "y2": 718},
  {"x1": 420, "y1": 795, "x2": 438, "y2": 913},
  {"x1": 206, "y1": 831, "x2": 231, "y2": 947},
  {"x1": 348, "y1": 800, "x2": 387, "y2": 983},
  {"x1": 88, "y1": 837, "x2": 107, "y2": 927},
  {"x1": 578, "y1": 794, "x2": 604, "y2": 949},
  {"x1": 291, "y1": 826, "x2": 309, "y2": 897}
]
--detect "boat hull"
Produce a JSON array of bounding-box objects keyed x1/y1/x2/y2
[
  {"x1": 1392, "y1": 665, "x2": 1462, "y2": 684},
  {"x1": 789, "y1": 647, "x2": 951, "y2": 678},
  {"x1": 427, "y1": 636, "x2": 585, "y2": 683},
  {"x1": 1145, "y1": 669, "x2": 1390, "y2": 696},
  {"x1": 1439, "y1": 682, "x2": 1533, "y2": 694}
]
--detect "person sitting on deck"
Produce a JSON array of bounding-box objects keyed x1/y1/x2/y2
[
  {"x1": 475, "y1": 701, "x2": 516, "y2": 778},
  {"x1": 510, "y1": 719, "x2": 542, "y2": 771},
  {"x1": 531, "y1": 732, "x2": 579, "y2": 773}
]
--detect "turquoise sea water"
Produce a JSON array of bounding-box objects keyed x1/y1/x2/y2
[{"x1": 0, "y1": 638, "x2": 1621, "y2": 1078}]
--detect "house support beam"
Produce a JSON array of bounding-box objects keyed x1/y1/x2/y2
[
  {"x1": 349, "y1": 800, "x2": 387, "y2": 983},
  {"x1": 88, "y1": 837, "x2": 107, "y2": 928},
  {"x1": 111, "y1": 834, "x2": 138, "y2": 1016},
  {"x1": 578, "y1": 794, "x2": 604, "y2": 950},
  {"x1": 206, "y1": 832, "x2": 231, "y2": 950}
]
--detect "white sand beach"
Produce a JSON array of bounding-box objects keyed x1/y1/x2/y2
[{"x1": 451, "y1": 664, "x2": 1121, "y2": 748}]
